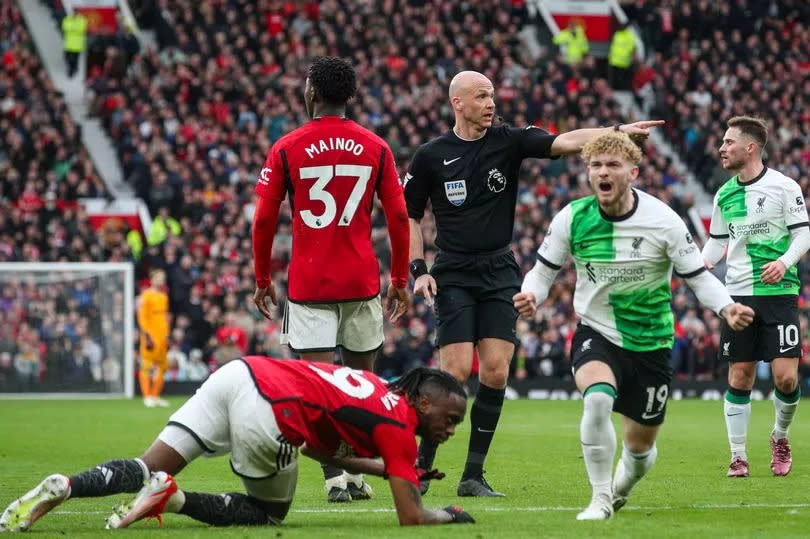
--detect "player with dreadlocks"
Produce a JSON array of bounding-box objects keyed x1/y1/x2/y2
[
  {"x1": 388, "y1": 366, "x2": 468, "y2": 400},
  {"x1": 1, "y1": 358, "x2": 474, "y2": 532}
]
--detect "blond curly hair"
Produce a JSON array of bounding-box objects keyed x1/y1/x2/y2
[{"x1": 581, "y1": 132, "x2": 642, "y2": 165}]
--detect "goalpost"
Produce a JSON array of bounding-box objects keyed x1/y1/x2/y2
[{"x1": 0, "y1": 263, "x2": 134, "y2": 398}]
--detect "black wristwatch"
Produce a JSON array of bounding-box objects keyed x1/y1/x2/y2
[{"x1": 409, "y1": 259, "x2": 428, "y2": 279}]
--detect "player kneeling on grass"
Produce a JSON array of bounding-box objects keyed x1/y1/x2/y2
[
  {"x1": 0, "y1": 359, "x2": 474, "y2": 532},
  {"x1": 513, "y1": 132, "x2": 755, "y2": 520}
]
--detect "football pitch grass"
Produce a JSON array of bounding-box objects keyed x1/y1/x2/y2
[{"x1": 1, "y1": 398, "x2": 808, "y2": 537}]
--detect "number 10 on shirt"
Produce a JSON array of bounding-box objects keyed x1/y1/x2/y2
[{"x1": 299, "y1": 165, "x2": 372, "y2": 229}]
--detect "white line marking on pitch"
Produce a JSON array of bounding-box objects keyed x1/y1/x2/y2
[{"x1": 52, "y1": 503, "x2": 810, "y2": 516}]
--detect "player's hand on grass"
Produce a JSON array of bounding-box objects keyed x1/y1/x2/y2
[
  {"x1": 416, "y1": 467, "x2": 445, "y2": 482},
  {"x1": 144, "y1": 333, "x2": 154, "y2": 351},
  {"x1": 385, "y1": 286, "x2": 410, "y2": 323},
  {"x1": 413, "y1": 274, "x2": 437, "y2": 307},
  {"x1": 759, "y1": 260, "x2": 786, "y2": 284},
  {"x1": 441, "y1": 505, "x2": 475, "y2": 524},
  {"x1": 721, "y1": 302, "x2": 755, "y2": 331},
  {"x1": 512, "y1": 291, "x2": 537, "y2": 318},
  {"x1": 253, "y1": 284, "x2": 277, "y2": 320}
]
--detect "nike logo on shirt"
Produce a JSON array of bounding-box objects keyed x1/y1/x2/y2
[{"x1": 443, "y1": 157, "x2": 461, "y2": 165}]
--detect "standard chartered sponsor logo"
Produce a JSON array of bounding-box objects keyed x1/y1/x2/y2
[
  {"x1": 582, "y1": 264, "x2": 645, "y2": 283},
  {"x1": 728, "y1": 221, "x2": 770, "y2": 239},
  {"x1": 585, "y1": 262, "x2": 596, "y2": 283}
]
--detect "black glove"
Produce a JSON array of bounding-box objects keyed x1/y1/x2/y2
[
  {"x1": 442, "y1": 505, "x2": 475, "y2": 524},
  {"x1": 416, "y1": 467, "x2": 445, "y2": 482}
]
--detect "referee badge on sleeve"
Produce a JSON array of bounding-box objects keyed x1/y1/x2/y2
[{"x1": 444, "y1": 179, "x2": 467, "y2": 206}]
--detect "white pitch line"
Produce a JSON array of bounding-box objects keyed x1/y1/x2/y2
[{"x1": 52, "y1": 502, "x2": 810, "y2": 516}]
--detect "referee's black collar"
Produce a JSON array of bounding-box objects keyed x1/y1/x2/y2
[
  {"x1": 599, "y1": 189, "x2": 639, "y2": 222},
  {"x1": 450, "y1": 127, "x2": 489, "y2": 142},
  {"x1": 735, "y1": 166, "x2": 768, "y2": 186}
]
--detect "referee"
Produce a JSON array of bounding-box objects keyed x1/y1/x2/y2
[{"x1": 405, "y1": 70, "x2": 662, "y2": 497}]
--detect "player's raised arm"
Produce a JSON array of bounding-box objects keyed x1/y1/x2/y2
[
  {"x1": 515, "y1": 206, "x2": 572, "y2": 318},
  {"x1": 550, "y1": 120, "x2": 665, "y2": 157}
]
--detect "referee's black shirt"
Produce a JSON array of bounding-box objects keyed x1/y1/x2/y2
[{"x1": 404, "y1": 124, "x2": 557, "y2": 254}]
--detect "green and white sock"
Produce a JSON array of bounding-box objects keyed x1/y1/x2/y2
[
  {"x1": 724, "y1": 387, "x2": 751, "y2": 460},
  {"x1": 580, "y1": 383, "x2": 617, "y2": 499},
  {"x1": 772, "y1": 387, "x2": 800, "y2": 440},
  {"x1": 613, "y1": 444, "x2": 657, "y2": 498}
]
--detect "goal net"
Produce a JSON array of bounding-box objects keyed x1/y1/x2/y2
[{"x1": 0, "y1": 263, "x2": 134, "y2": 398}]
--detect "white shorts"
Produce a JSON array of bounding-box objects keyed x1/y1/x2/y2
[
  {"x1": 157, "y1": 360, "x2": 298, "y2": 503},
  {"x1": 281, "y1": 297, "x2": 383, "y2": 353}
]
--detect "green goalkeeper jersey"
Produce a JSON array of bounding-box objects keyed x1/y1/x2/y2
[
  {"x1": 708, "y1": 168, "x2": 808, "y2": 296},
  {"x1": 538, "y1": 189, "x2": 706, "y2": 352}
]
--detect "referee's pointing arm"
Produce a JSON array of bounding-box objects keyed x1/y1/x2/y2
[{"x1": 549, "y1": 120, "x2": 666, "y2": 156}]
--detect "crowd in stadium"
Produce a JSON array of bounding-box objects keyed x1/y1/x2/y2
[
  {"x1": 626, "y1": 0, "x2": 810, "y2": 194},
  {"x1": 0, "y1": 274, "x2": 127, "y2": 393},
  {"x1": 2, "y1": 0, "x2": 810, "y2": 389},
  {"x1": 0, "y1": 1, "x2": 106, "y2": 203}
]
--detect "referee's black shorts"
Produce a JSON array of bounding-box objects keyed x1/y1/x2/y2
[{"x1": 430, "y1": 247, "x2": 520, "y2": 347}]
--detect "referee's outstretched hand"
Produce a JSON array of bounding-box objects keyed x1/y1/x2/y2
[
  {"x1": 512, "y1": 291, "x2": 537, "y2": 319},
  {"x1": 413, "y1": 274, "x2": 437, "y2": 307},
  {"x1": 619, "y1": 120, "x2": 665, "y2": 140},
  {"x1": 254, "y1": 284, "x2": 277, "y2": 321},
  {"x1": 385, "y1": 285, "x2": 410, "y2": 323}
]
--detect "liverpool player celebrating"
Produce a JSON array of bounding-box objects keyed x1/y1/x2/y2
[
  {"x1": 0, "y1": 360, "x2": 473, "y2": 531},
  {"x1": 252, "y1": 57, "x2": 410, "y2": 501},
  {"x1": 514, "y1": 132, "x2": 753, "y2": 519}
]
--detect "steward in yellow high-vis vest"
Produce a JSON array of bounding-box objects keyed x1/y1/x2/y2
[
  {"x1": 147, "y1": 211, "x2": 181, "y2": 247},
  {"x1": 609, "y1": 26, "x2": 636, "y2": 69},
  {"x1": 62, "y1": 12, "x2": 88, "y2": 78},
  {"x1": 553, "y1": 21, "x2": 589, "y2": 65},
  {"x1": 608, "y1": 22, "x2": 637, "y2": 90}
]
